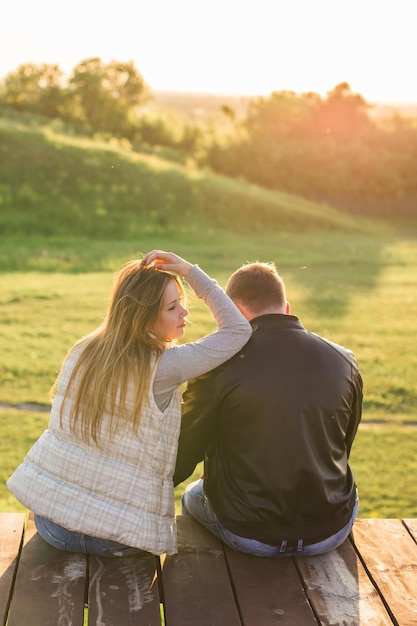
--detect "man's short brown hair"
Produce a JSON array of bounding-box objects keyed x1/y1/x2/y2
[{"x1": 225, "y1": 262, "x2": 287, "y2": 315}]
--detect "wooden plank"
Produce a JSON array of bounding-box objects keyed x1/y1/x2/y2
[
  {"x1": 352, "y1": 518, "x2": 417, "y2": 626},
  {"x1": 295, "y1": 537, "x2": 393, "y2": 625},
  {"x1": 88, "y1": 553, "x2": 161, "y2": 625},
  {"x1": 7, "y1": 515, "x2": 87, "y2": 626},
  {"x1": 224, "y1": 547, "x2": 317, "y2": 625},
  {"x1": 161, "y1": 516, "x2": 241, "y2": 626},
  {"x1": 403, "y1": 518, "x2": 417, "y2": 542},
  {"x1": 0, "y1": 513, "x2": 25, "y2": 626}
]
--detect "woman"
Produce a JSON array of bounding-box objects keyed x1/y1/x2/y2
[{"x1": 8, "y1": 250, "x2": 251, "y2": 556}]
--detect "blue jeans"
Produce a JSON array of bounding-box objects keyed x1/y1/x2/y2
[
  {"x1": 182, "y1": 479, "x2": 359, "y2": 557},
  {"x1": 34, "y1": 515, "x2": 143, "y2": 557}
]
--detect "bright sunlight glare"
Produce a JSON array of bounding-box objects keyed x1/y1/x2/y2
[{"x1": 1, "y1": 0, "x2": 416, "y2": 104}]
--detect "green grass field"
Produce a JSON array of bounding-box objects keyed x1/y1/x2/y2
[
  {"x1": 2, "y1": 232, "x2": 417, "y2": 517},
  {"x1": 1, "y1": 114, "x2": 416, "y2": 518}
]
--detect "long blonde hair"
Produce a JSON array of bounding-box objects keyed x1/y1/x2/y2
[{"x1": 51, "y1": 260, "x2": 184, "y2": 444}]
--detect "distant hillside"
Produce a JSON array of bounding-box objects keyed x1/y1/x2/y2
[
  {"x1": 151, "y1": 91, "x2": 417, "y2": 122},
  {"x1": 148, "y1": 91, "x2": 254, "y2": 122},
  {"x1": 370, "y1": 101, "x2": 417, "y2": 120},
  {"x1": 0, "y1": 115, "x2": 381, "y2": 241}
]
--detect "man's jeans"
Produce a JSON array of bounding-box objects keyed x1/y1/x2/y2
[
  {"x1": 182, "y1": 479, "x2": 359, "y2": 558},
  {"x1": 34, "y1": 515, "x2": 143, "y2": 557}
]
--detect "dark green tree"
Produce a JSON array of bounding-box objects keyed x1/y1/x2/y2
[
  {"x1": 68, "y1": 57, "x2": 150, "y2": 136},
  {"x1": 313, "y1": 82, "x2": 371, "y2": 139},
  {"x1": 243, "y1": 90, "x2": 316, "y2": 141},
  {"x1": 0, "y1": 63, "x2": 66, "y2": 117}
]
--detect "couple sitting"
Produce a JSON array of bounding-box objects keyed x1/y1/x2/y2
[{"x1": 8, "y1": 250, "x2": 362, "y2": 559}]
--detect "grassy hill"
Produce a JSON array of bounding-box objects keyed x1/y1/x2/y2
[{"x1": 0, "y1": 115, "x2": 381, "y2": 244}]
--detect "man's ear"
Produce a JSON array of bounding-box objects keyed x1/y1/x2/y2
[{"x1": 285, "y1": 301, "x2": 291, "y2": 314}]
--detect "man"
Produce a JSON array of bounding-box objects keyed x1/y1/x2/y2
[{"x1": 174, "y1": 261, "x2": 363, "y2": 557}]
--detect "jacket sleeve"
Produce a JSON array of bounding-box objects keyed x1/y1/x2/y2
[
  {"x1": 346, "y1": 367, "x2": 363, "y2": 457},
  {"x1": 173, "y1": 369, "x2": 220, "y2": 486}
]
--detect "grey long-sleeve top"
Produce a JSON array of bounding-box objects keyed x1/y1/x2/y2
[{"x1": 154, "y1": 265, "x2": 252, "y2": 410}]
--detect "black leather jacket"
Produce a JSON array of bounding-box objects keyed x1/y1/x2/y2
[{"x1": 174, "y1": 314, "x2": 363, "y2": 546}]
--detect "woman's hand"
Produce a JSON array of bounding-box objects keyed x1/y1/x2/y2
[{"x1": 142, "y1": 250, "x2": 193, "y2": 277}]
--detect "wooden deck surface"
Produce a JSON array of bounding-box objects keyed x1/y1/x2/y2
[{"x1": 1, "y1": 512, "x2": 416, "y2": 625}]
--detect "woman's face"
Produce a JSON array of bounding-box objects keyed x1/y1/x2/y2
[{"x1": 153, "y1": 279, "x2": 188, "y2": 342}]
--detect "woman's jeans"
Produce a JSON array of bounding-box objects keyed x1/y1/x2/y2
[
  {"x1": 34, "y1": 515, "x2": 143, "y2": 557},
  {"x1": 182, "y1": 479, "x2": 359, "y2": 558}
]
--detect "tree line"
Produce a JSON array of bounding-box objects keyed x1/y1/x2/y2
[{"x1": 1, "y1": 59, "x2": 416, "y2": 219}]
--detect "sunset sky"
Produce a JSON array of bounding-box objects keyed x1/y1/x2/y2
[{"x1": 1, "y1": 0, "x2": 416, "y2": 104}]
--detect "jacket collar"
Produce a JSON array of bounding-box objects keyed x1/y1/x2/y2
[{"x1": 250, "y1": 313, "x2": 305, "y2": 332}]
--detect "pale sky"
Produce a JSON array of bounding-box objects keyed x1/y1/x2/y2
[{"x1": 1, "y1": 0, "x2": 416, "y2": 103}]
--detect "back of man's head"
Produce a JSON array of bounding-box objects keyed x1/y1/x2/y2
[{"x1": 226, "y1": 262, "x2": 287, "y2": 317}]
